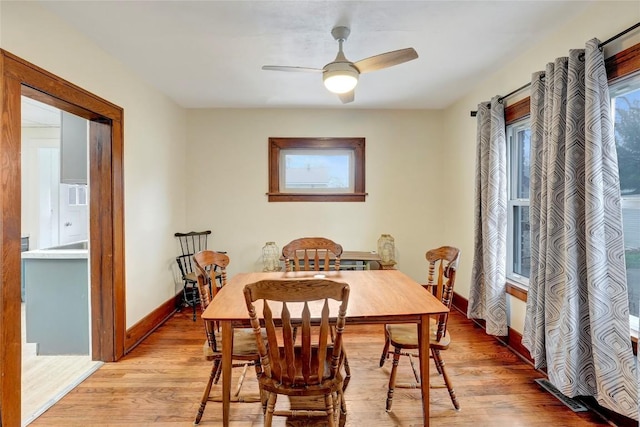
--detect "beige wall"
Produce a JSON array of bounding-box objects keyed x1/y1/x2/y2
[
  {"x1": 442, "y1": 0, "x2": 640, "y2": 333},
  {"x1": 1, "y1": 1, "x2": 189, "y2": 326},
  {"x1": 186, "y1": 108, "x2": 447, "y2": 281}
]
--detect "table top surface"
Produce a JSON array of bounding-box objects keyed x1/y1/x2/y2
[{"x1": 202, "y1": 269, "x2": 448, "y2": 324}]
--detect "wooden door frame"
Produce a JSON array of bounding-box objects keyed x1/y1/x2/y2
[{"x1": 0, "y1": 50, "x2": 125, "y2": 426}]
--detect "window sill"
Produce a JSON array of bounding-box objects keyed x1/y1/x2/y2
[
  {"x1": 266, "y1": 192, "x2": 367, "y2": 202},
  {"x1": 506, "y1": 281, "x2": 527, "y2": 302}
]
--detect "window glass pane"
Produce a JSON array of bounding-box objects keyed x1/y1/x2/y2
[
  {"x1": 513, "y1": 205, "x2": 531, "y2": 278},
  {"x1": 280, "y1": 149, "x2": 354, "y2": 193},
  {"x1": 67, "y1": 185, "x2": 77, "y2": 205},
  {"x1": 507, "y1": 119, "x2": 531, "y2": 284},
  {"x1": 612, "y1": 77, "x2": 640, "y2": 318},
  {"x1": 622, "y1": 205, "x2": 640, "y2": 318},
  {"x1": 516, "y1": 128, "x2": 530, "y2": 199},
  {"x1": 78, "y1": 185, "x2": 87, "y2": 205}
]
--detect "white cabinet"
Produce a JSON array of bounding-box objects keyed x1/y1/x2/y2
[{"x1": 60, "y1": 111, "x2": 88, "y2": 184}]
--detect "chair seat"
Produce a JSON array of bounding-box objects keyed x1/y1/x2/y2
[
  {"x1": 258, "y1": 346, "x2": 343, "y2": 396},
  {"x1": 210, "y1": 328, "x2": 263, "y2": 358},
  {"x1": 385, "y1": 320, "x2": 450, "y2": 350}
]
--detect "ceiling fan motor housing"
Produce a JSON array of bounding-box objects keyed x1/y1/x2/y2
[{"x1": 323, "y1": 62, "x2": 359, "y2": 94}]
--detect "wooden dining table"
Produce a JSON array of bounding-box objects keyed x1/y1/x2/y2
[{"x1": 201, "y1": 269, "x2": 449, "y2": 426}]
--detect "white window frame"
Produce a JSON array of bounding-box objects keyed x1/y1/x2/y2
[{"x1": 506, "y1": 118, "x2": 530, "y2": 287}]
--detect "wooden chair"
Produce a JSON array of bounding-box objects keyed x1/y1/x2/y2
[
  {"x1": 282, "y1": 237, "x2": 343, "y2": 272},
  {"x1": 282, "y1": 237, "x2": 351, "y2": 387},
  {"x1": 243, "y1": 278, "x2": 350, "y2": 427},
  {"x1": 379, "y1": 246, "x2": 461, "y2": 411},
  {"x1": 192, "y1": 250, "x2": 263, "y2": 425},
  {"x1": 175, "y1": 230, "x2": 212, "y2": 321}
]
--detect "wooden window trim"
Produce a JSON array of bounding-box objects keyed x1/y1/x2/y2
[
  {"x1": 267, "y1": 137, "x2": 366, "y2": 202},
  {"x1": 505, "y1": 97, "x2": 530, "y2": 125}
]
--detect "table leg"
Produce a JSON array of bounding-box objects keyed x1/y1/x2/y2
[
  {"x1": 221, "y1": 321, "x2": 233, "y2": 427},
  {"x1": 418, "y1": 315, "x2": 430, "y2": 426}
]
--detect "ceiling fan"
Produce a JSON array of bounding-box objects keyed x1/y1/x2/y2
[{"x1": 262, "y1": 26, "x2": 418, "y2": 104}]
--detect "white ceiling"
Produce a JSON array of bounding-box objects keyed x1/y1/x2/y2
[
  {"x1": 22, "y1": 97, "x2": 61, "y2": 128},
  {"x1": 37, "y1": 0, "x2": 594, "y2": 110}
]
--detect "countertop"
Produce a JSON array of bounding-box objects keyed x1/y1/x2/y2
[
  {"x1": 22, "y1": 240, "x2": 89, "y2": 259},
  {"x1": 22, "y1": 249, "x2": 88, "y2": 260}
]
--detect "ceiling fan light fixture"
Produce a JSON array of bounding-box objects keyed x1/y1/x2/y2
[{"x1": 323, "y1": 63, "x2": 358, "y2": 94}]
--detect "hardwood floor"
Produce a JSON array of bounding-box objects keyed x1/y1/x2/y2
[{"x1": 31, "y1": 308, "x2": 610, "y2": 426}]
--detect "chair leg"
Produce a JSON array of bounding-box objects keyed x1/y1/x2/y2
[
  {"x1": 181, "y1": 282, "x2": 198, "y2": 322},
  {"x1": 210, "y1": 359, "x2": 221, "y2": 385},
  {"x1": 333, "y1": 389, "x2": 345, "y2": 417},
  {"x1": 407, "y1": 353, "x2": 420, "y2": 384},
  {"x1": 379, "y1": 329, "x2": 390, "y2": 367},
  {"x1": 337, "y1": 379, "x2": 347, "y2": 415},
  {"x1": 432, "y1": 349, "x2": 460, "y2": 410},
  {"x1": 342, "y1": 349, "x2": 351, "y2": 392},
  {"x1": 233, "y1": 363, "x2": 249, "y2": 397},
  {"x1": 386, "y1": 346, "x2": 402, "y2": 412},
  {"x1": 191, "y1": 286, "x2": 198, "y2": 322},
  {"x1": 252, "y1": 362, "x2": 268, "y2": 411},
  {"x1": 433, "y1": 349, "x2": 443, "y2": 375},
  {"x1": 193, "y1": 359, "x2": 217, "y2": 425},
  {"x1": 264, "y1": 392, "x2": 277, "y2": 427},
  {"x1": 213, "y1": 359, "x2": 223, "y2": 384},
  {"x1": 325, "y1": 394, "x2": 336, "y2": 427}
]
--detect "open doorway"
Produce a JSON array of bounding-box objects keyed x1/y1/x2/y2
[
  {"x1": 0, "y1": 50, "x2": 126, "y2": 426},
  {"x1": 20, "y1": 97, "x2": 102, "y2": 423}
]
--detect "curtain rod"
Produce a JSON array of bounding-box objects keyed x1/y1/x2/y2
[{"x1": 469, "y1": 21, "x2": 640, "y2": 117}]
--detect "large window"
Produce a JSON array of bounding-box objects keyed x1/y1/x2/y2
[
  {"x1": 504, "y1": 71, "x2": 640, "y2": 325},
  {"x1": 611, "y1": 75, "x2": 640, "y2": 319},
  {"x1": 506, "y1": 119, "x2": 531, "y2": 285}
]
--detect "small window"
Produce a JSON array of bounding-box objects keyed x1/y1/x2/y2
[{"x1": 268, "y1": 137, "x2": 366, "y2": 202}]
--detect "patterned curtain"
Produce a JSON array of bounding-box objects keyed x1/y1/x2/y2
[
  {"x1": 468, "y1": 96, "x2": 508, "y2": 336},
  {"x1": 522, "y1": 39, "x2": 637, "y2": 420}
]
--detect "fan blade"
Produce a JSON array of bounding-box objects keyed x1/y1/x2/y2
[
  {"x1": 354, "y1": 48, "x2": 418, "y2": 74},
  {"x1": 338, "y1": 90, "x2": 354, "y2": 104},
  {"x1": 262, "y1": 65, "x2": 323, "y2": 73}
]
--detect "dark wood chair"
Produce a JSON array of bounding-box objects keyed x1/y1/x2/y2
[
  {"x1": 243, "y1": 278, "x2": 350, "y2": 427},
  {"x1": 192, "y1": 250, "x2": 262, "y2": 425},
  {"x1": 175, "y1": 230, "x2": 212, "y2": 321},
  {"x1": 379, "y1": 246, "x2": 461, "y2": 411},
  {"x1": 282, "y1": 237, "x2": 343, "y2": 272}
]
